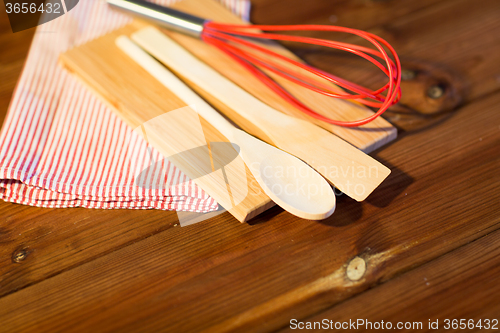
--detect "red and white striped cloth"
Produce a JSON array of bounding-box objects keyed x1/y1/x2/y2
[{"x1": 0, "y1": 0, "x2": 250, "y2": 212}]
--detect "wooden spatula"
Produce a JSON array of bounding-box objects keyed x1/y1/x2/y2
[
  {"x1": 132, "y1": 26, "x2": 391, "y2": 201},
  {"x1": 116, "y1": 35, "x2": 336, "y2": 220}
]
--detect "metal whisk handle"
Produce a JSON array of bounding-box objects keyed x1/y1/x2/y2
[{"x1": 107, "y1": 0, "x2": 207, "y2": 38}]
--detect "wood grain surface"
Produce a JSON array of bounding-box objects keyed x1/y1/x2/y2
[
  {"x1": 279, "y1": 229, "x2": 500, "y2": 332},
  {"x1": 0, "y1": 0, "x2": 499, "y2": 332}
]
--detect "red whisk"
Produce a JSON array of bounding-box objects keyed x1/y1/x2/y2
[{"x1": 108, "y1": 0, "x2": 401, "y2": 127}]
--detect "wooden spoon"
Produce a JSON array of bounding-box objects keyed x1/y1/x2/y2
[
  {"x1": 116, "y1": 35, "x2": 336, "y2": 220},
  {"x1": 131, "y1": 27, "x2": 391, "y2": 201}
]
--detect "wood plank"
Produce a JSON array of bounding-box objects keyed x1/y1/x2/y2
[
  {"x1": 1, "y1": 90, "x2": 499, "y2": 332},
  {"x1": 382, "y1": 0, "x2": 500, "y2": 102},
  {"x1": 0, "y1": 26, "x2": 35, "y2": 128},
  {"x1": 290, "y1": 0, "x2": 500, "y2": 129},
  {"x1": 279, "y1": 229, "x2": 500, "y2": 332},
  {"x1": 250, "y1": 0, "x2": 444, "y2": 30},
  {"x1": 0, "y1": 200, "x2": 222, "y2": 298},
  {"x1": 60, "y1": 22, "x2": 273, "y2": 223}
]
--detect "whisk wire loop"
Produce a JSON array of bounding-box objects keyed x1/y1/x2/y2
[{"x1": 202, "y1": 22, "x2": 401, "y2": 127}]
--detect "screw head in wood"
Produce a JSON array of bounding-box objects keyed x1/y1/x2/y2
[
  {"x1": 346, "y1": 256, "x2": 366, "y2": 281},
  {"x1": 427, "y1": 85, "x2": 445, "y2": 99}
]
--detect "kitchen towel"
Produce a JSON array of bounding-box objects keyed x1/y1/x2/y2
[{"x1": 0, "y1": 0, "x2": 249, "y2": 212}]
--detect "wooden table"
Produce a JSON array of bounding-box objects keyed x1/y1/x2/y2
[{"x1": 1, "y1": 0, "x2": 499, "y2": 331}]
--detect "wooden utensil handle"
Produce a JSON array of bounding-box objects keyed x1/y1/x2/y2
[
  {"x1": 116, "y1": 35, "x2": 237, "y2": 142},
  {"x1": 131, "y1": 27, "x2": 293, "y2": 132}
]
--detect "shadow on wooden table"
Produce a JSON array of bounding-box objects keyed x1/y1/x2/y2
[
  {"x1": 365, "y1": 158, "x2": 413, "y2": 208},
  {"x1": 247, "y1": 158, "x2": 414, "y2": 227}
]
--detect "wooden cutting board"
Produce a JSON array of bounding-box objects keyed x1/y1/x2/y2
[
  {"x1": 59, "y1": 0, "x2": 396, "y2": 222},
  {"x1": 60, "y1": 21, "x2": 274, "y2": 223}
]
